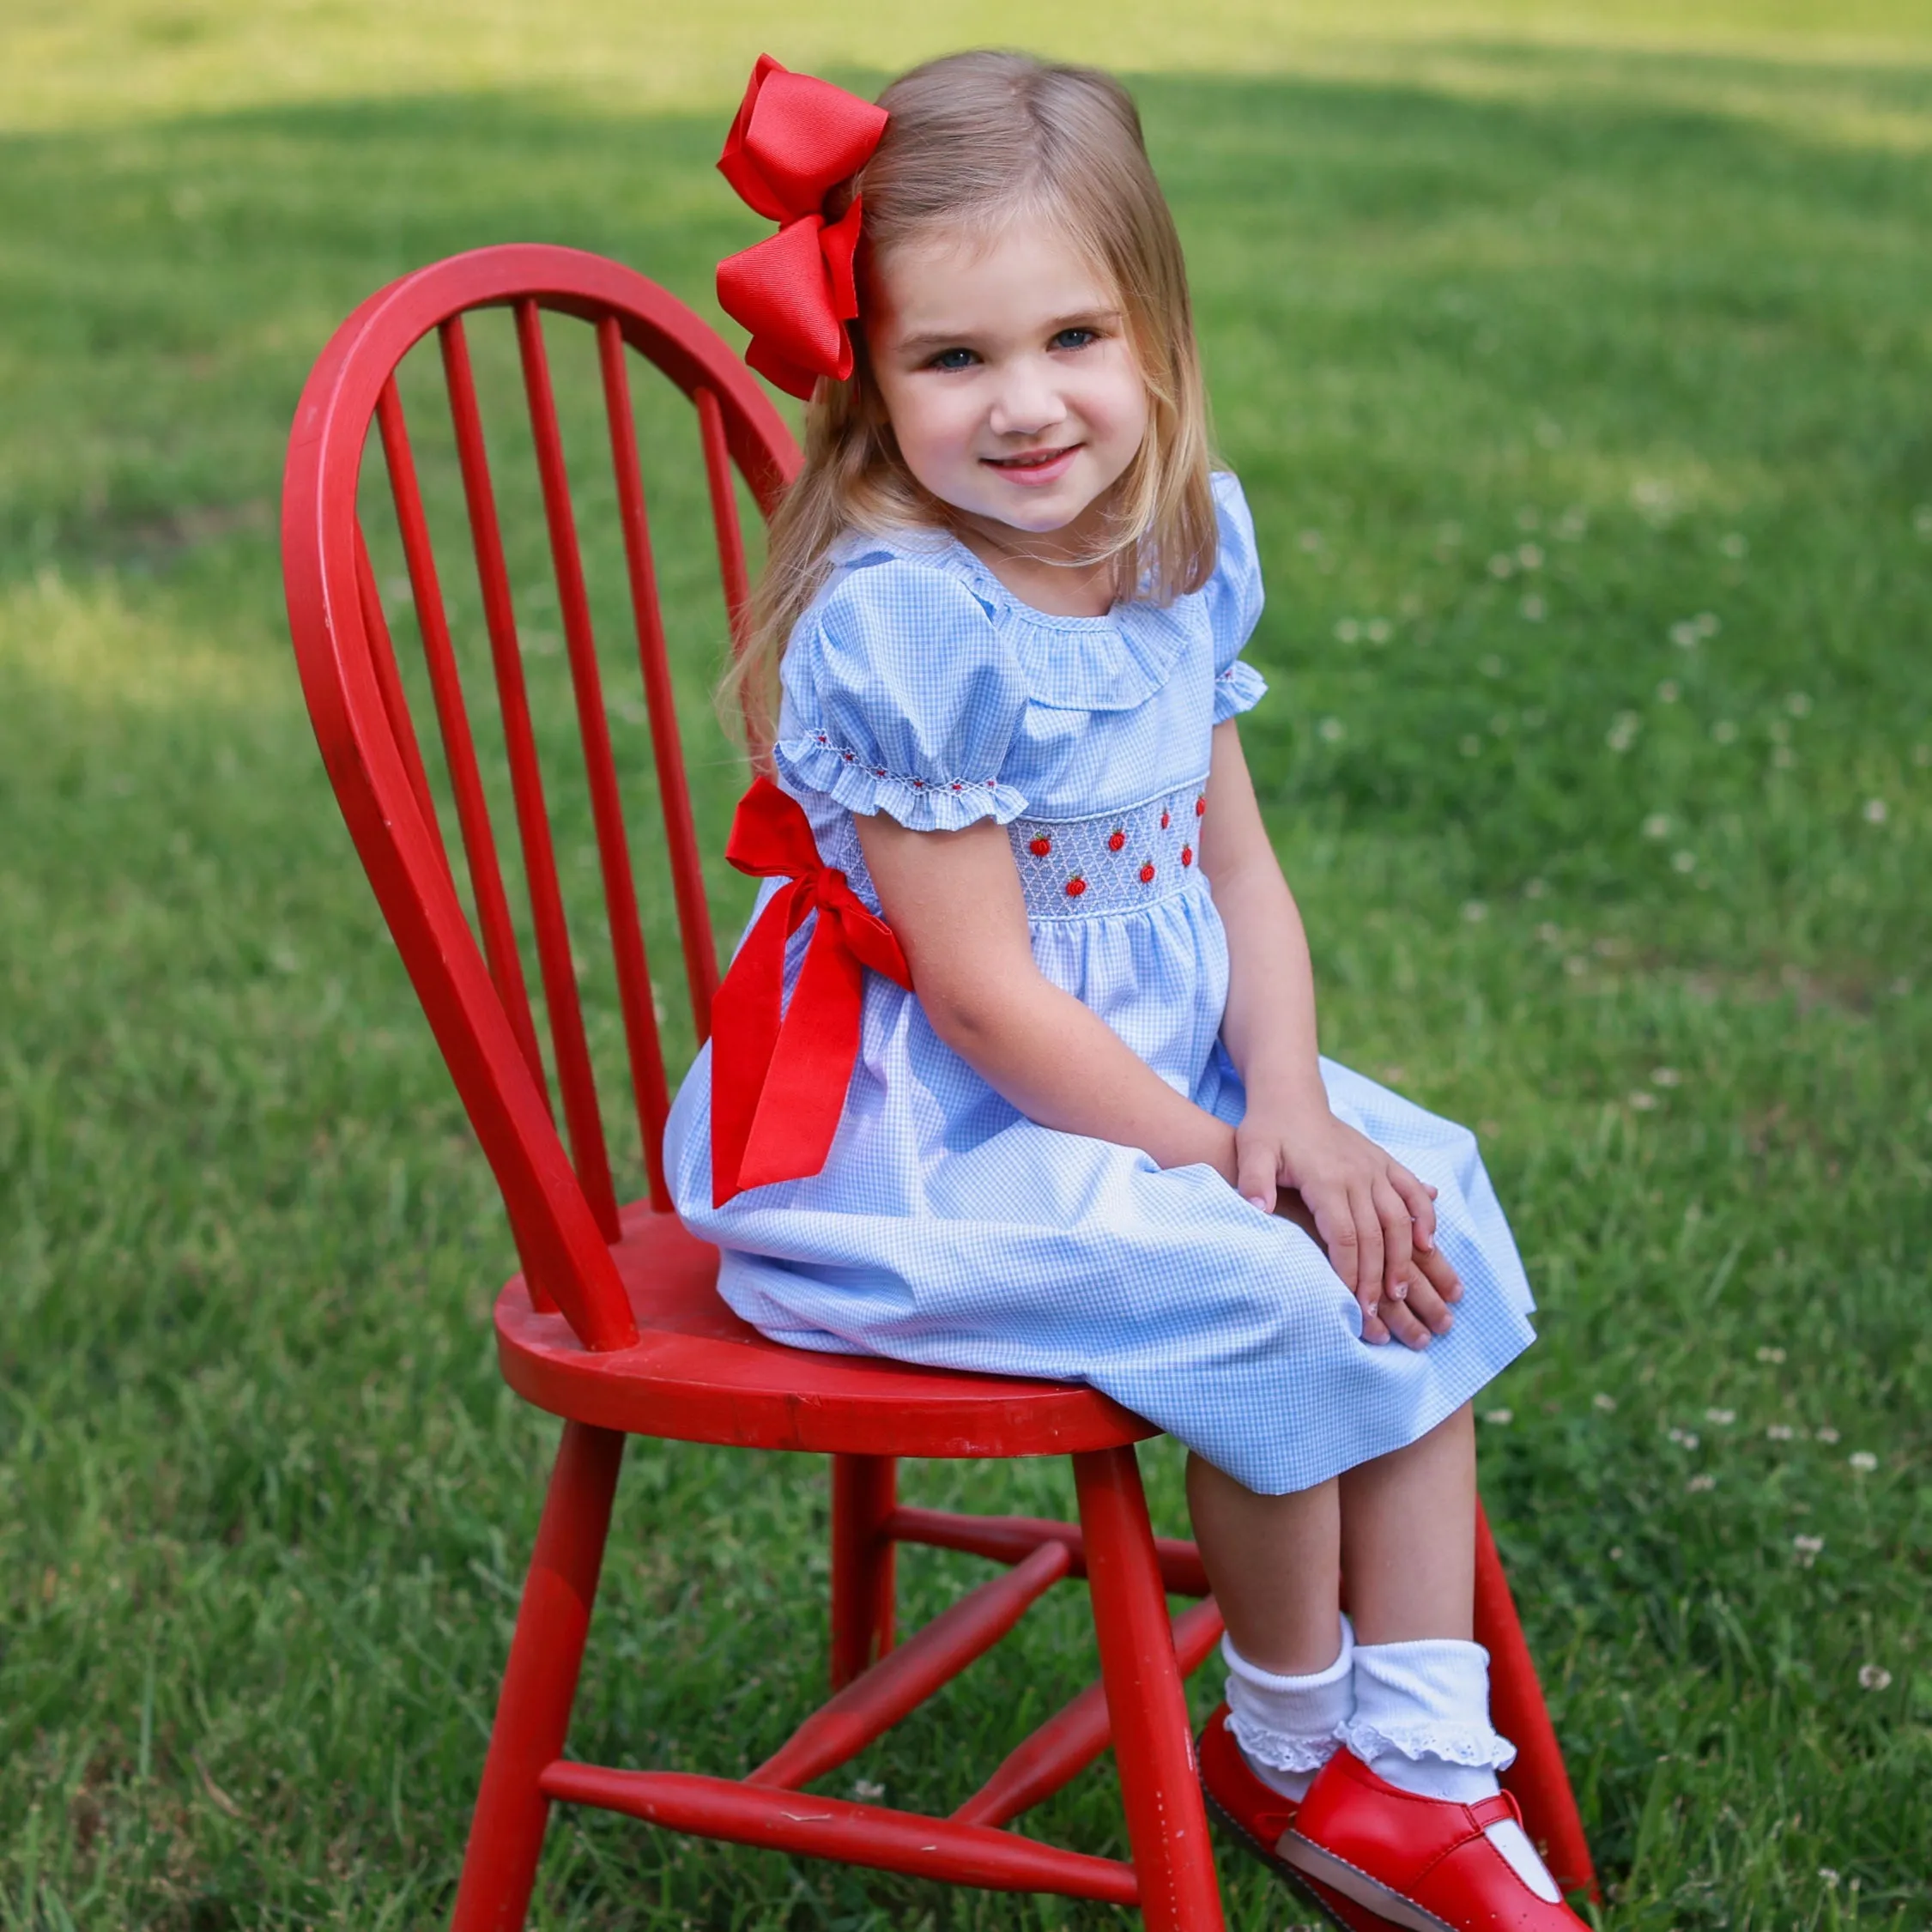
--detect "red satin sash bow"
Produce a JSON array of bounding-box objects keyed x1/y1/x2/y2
[
  {"x1": 715, "y1": 54, "x2": 889, "y2": 400},
  {"x1": 711, "y1": 776, "x2": 911, "y2": 1205}
]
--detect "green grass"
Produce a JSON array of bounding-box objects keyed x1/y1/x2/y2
[{"x1": 3, "y1": 3, "x2": 1930, "y2": 1927}]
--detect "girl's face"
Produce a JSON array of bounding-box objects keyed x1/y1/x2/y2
[{"x1": 864, "y1": 211, "x2": 1150, "y2": 554}]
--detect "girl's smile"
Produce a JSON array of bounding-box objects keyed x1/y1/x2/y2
[{"x1": 981, "y1": 443, "x2": 1082, "y2": 485}]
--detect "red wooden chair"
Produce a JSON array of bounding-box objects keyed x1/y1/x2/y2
[{"x1": 280, "y1": 243, "x2": 1596, "y2": 1930}]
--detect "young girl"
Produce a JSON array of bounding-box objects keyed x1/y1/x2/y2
[{"x1": 668, "y1": 49, "x2": 1581, "y2": 1930}]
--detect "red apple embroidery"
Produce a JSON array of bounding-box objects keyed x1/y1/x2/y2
[
  {"x1": 1028, "y1": 833, "x2": 1052, "y2": 857},
  {"x1": 1180, "y1": 845, "x2": 1194, "y2": 867},
  {"x1": 1064, "y1": 874, "x2": 1087, "y2": 898},
  {"x1": 1195, "y1": 794, "x2": 1207, "y2": 818},
  {"x1": 1107, "y1": 827, "x2": 1126, "y2": 852},
  {"x1": 1139, "y1": 860, "x2": 1156, "y2": 883},
  {"x1": 1160, "y1": 809, "x2": 1172, "y2": 830}
]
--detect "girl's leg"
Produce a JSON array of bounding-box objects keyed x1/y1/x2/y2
[
  {"x1": 1336, "y1": 1402, "x2": 1475, "y2": 1643},
  {"x1": 1187, "y1": 1453, "x2": 1353, "y2": 1801},
  {"x1": 1185, "y1": 1452, "x2": 1339, "y2": 1674},
  {"x1": 1325, "y1": 1404, "x2": 1563, "y2": 1903}
]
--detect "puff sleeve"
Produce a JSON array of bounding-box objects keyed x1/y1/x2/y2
[
  {"x1": 1204, "y1": 470, "x2": 1269, "y2": 722},
  {"x1": 772, "y1": 558, "x2": 1032, "y2": 830}
]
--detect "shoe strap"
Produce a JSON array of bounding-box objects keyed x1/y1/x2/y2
[{"x1": 1469, "y1": 1790, "x2": 1523, "y2": 1831}]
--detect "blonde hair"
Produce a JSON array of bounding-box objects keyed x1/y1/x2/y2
[{"x1": 722, "y1": 49, "x2": 1219, "y2": 752}]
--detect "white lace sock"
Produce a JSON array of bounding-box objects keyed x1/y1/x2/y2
[
  {"x1": 1346, "y1": 1638, "x2": 1561, "y2": 1903},
  {"x1": 1223, "y1": 1615, "x2": 1354, "y2": 1802}
]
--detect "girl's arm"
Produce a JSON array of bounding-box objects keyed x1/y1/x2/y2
[
  {"x1": 1200, "y1": 720, "x2": 1458, "y2": 1332},
  {"x1": 852, "y1": 813, "x2": 1239, "y2": 1179}
]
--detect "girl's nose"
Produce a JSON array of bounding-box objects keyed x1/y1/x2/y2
[{"x1": 987, "y1": 359, "x2": 1068, "y2": 439}]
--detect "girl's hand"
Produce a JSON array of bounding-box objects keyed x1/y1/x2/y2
[{"x1": 1236, "y1": 1115, "x2": 1460, "y2": 1336}]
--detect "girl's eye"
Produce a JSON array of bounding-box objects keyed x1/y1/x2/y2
[
  {"x1": 927, "y1": 347, "x2": 978, "y2": 371},
  {"x1": 1051, "y1": 328, "x2": 1098, "y2": 351}
]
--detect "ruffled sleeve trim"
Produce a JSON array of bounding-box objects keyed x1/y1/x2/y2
[
  {"x1": 772, "y1": 730, "x2": 1030, "y2": 832},
  {"x1": 1213, "y1": 657, "x2": 1269, "y2": 723}
]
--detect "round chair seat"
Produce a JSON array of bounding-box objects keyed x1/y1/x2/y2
[{"x1": 495, "y1": 1204, "x2": 1157, "y2": 1458}]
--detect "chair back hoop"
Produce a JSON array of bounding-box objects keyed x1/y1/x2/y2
[{"x1": 282, "y1": 245, "x2": 800, "y2": 1353}]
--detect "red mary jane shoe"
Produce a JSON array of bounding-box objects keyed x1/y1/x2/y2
[
  {"x1": 1196, "y1": 1706, "x2": 1402, "y2": 1932},
  {"x1": 1285, "y1": 1747, "x2": 1588, "y2": 1932}
]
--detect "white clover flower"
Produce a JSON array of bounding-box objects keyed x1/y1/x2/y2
[
  {"x1": 1520, "y1": 594, "x2": 1546, "y2": 621},
  {"x1": 852, "y1": 1778, "x2": 886, "y2": 1800},
  {"x1": 1766, "y1": 1424, "x2": 1796, "y2": 1441},
  {"x1": 1608, "y1": 1545, "x2": 1624, "y2": 1560},
  {"x1": 1858, "y1": 1664, "x2": 1892, "y2": 1690},
  {"x1": 1335, "y1": 617, "x2": 1360, "y2": 643},
  {"x1": 1719, "y1": 531, "x2": 1747, "y2": 558},
  {"x1": 1607, "y1": 713, "x2": 1641, "y2": 753},
  {"x1": 1669, "y1": 620, "x2": 1700, "y2": 649},
  {"x1": 1863, "y1": 798, "x2": 1888, "y2": 824},
  {"x1": 1756, "y1": 1345, "x2": 1786, "y2": 1363},
  {"x1": 1651, "y1": 1067, "x2": 1682, "y2": 1087},
  {"x1": 1463, "y1": 899, "x2": 1489, "y2": 923},
  {"x1": 1490, "y1": 712, "x2": 1511, "y2": 736},
  {"x1": 1672, "y1": 851, "x2": 1697, "y2": 873},
  {"x1": 1523, "y1": 878, "x2": 1548, "y2": 899},
  {"x1": 1565, "y1": 955, "x2": 1589, "y2": 976},
  {"x1": 1536, "y1": 921, "x2": 1563, "y2": 943},
  {"x1": 1695, "y1": 612, "x2": 1721, "y2": 637},
  {"x1": 1517, "y1": 542, "x2": 1544, "y2": 570},
  {"x1": 1594, "y1": 1393, "x2": 1618, "y2": 1412},
  {"x1": 1518, "y1": 504, "x2": 1543, "y2": 527},
  {"x1": 1365, "y1": 616, "x2": 1392, "y2": 645},
  {"x1": 1479, "y1": 653, "x2": 1504, "y2": 677},
  {"x1": 1628, "y1": 1090, "x2": 1658, "y2": 1110},
  {"x1": 1481, "y1": 1408, "x2": 1514, "y2": 1426},
  {"x1": 1819, "y1": 1866, "x2": 1841, "y2": 1886},
  {"x1": 1711, "y1": 719, "x2": 1738, "y2": 744},
  {"x1": 1794, "y1": 1534, "x2": 1824, "y2": 1566},
  {"x1": 1815, "y1": 1426, "x2": 1840, "y2": 1444},
  {"x1": 1914, "y1": 504, "x2": 1932, "y2": 536},
  {"x1": 1668, "y1": 1427, "x2": 1699, "y2": 1448},
  {"x1": 1632, "y1": 477, "x2": 1677, "y2": 521},
  {"x1": 1849, "y1": 1451, "x2": 1878, "y2": 1472},
  {"x1": 1773, "y1": 745, "x2": 1796, "y2": 768},
  {"x1": 1319, "y1": 717, "x2": 1347, "y2": 743},
  {"x1": 1784, "y1": 690, "x2": 1811, "y2": 716},
  {"x1": 1299, "y1": 529, "x2": 1324, "y2": 551},
  {"x1": 1643, "y1": 813, "x2": 1671, "y2": 839},
  {"x1": 1687, "y1": 1474, "x2": 1716, "y2": 1493},
  {"x1": 1460, "y1": 734, "x2": 1483, "y2": 758},
  {"x1": 1705, "y1": 1408, "x2": 1735, "y2": 1425},
  {"x1": 1554, "y1": 507, "x2": 1588, "y2": 540},
  {"x1": 1488, "y1": 553, "x2": 1515, "y2": 579},
  {"x1": 1656, "y1": 679, "x2": 1680, "y2": 703},
  {"x1": 1438, "y1": 521, "x2": 1463, "y2": 547}
]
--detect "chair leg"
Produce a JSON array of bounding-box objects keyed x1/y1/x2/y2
[
  {"x1": 829, "y1": 1452, "x2": 897, "y2": 1688},
  {"x1": 1075, "y1": 1445, "x2": 1225, "y2": 1932},
  {"x1": 450, "y1": 1422, "x2": 626, "y2": 1932},
  {"x1": 1475, "y1": 1502, "x2": 1597, "y2": 1902}
]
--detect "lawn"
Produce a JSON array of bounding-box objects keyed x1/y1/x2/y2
[{"x1": 2, "y1": 3, "x2": 1929, "y2": 1927}]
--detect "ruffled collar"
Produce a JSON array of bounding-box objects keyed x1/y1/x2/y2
[{"x1": 826, "y1": 524, "x2": 1196, "y2": 714}]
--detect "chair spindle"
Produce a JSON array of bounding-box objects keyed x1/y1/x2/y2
[{"x1": 514, "y1": 301, "x2": 671, "y2": 1213}]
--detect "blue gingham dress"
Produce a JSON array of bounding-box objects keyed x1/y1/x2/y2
[{"x1": 666, "y1": 473, "x2": 1535, "y2": 1493}]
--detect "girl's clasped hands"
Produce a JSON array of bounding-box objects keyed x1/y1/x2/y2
[{"x1": 1234, "y1": 1106, "x2": 1463, "y2": 1348}]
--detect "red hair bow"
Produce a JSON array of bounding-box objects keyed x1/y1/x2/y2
[
  {"x1": 710, "y1": 777, "x2": 911, "y2": 1205},
  {"x1": 715, "y1": 54, "x2": 888, "y2": 400}
]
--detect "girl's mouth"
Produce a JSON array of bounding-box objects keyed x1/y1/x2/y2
[{"x1": 982, "y1": 445, "x2": 1081, "y2": 486}]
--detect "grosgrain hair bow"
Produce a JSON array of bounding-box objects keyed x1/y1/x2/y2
[
  {"x1": 710, "y1": 778, "x2": 911, "y2": 1205},
  {"x1": 715, "y1": 54, "x2": 889, "y2": 400}
]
